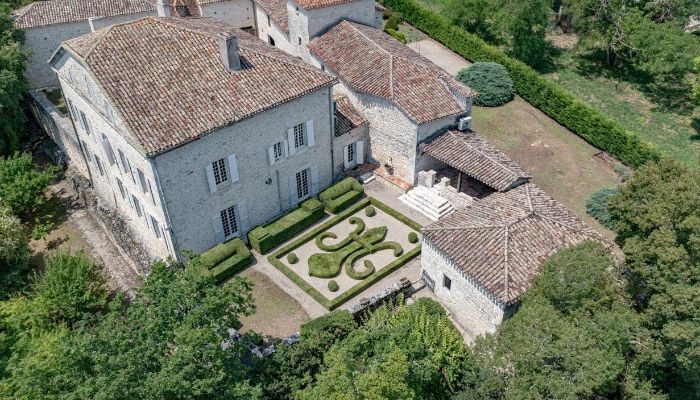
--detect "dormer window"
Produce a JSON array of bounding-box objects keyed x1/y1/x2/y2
[{"x1": 175, "y1": 5, "x2": 191, "y2": 16}]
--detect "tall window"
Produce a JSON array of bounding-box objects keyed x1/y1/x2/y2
[
  {"x1": 212, "y1": 158, "x2": 228, "y2": 185},
  {"x1": 116, "y1": 178, "x2": 126, "y2": 200},
  {"x1": 132, "y1": 195, "x2": 143, "y2": 217},
  {"x1": 293, "y1": 123, "x2": 306, "y2": 148},
  {"x1": 273, "y1": 141, "x2": 284, "y2": 161},
  {"x1": 118, "y1": 149, "x2": 130, "y2": 174},
  {"x1": 267, "y1": 14, "x2": 271, "y2": 26},
  {"x1": 150, "y1": 216, "x2": 162, "y2": 239},
  {"x1": 296, "y1": 168, "x2": 309, "y2": 199},
  {"x1": 443, "y1": 274, "x2": 451, "y2": 291},
  {"x1": 347, "y1": 143, "x2": 355, "y2": 163},
  {"x1": 220, "y1": 205, "x2": 238, "y2": 238},
  {"x1": 94, "y1": 155, "x2": 105, "y2": 176},
  {"x1": 79, "y1": 111, "x2": 92, "y2": 136},
  {"x1": 137, "y1": 169, "x2": 149, "y2": 193},
  {"x1": 268, "y1": 35, "x2": 275, "y2": 46}
]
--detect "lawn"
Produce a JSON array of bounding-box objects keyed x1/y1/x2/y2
[{"x1": 269, "y1": 198, "x2": 421, "y2": 310}]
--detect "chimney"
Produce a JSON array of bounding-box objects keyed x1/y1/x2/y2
[
  {"x1": 218, "y1": 35, "x2": 241, "y2": 71},
  {"x1": 156, "y1": 0, "x2": 170, "y2": 17}
]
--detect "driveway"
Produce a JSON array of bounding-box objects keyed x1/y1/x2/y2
[{"x1": 408, "y1": 38, "x2": 471, "y2": 76}]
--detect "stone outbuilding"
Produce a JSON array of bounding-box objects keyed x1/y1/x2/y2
[
  {"x1": 420, "y1": 183, "x2": 602, "y2": 337},
  {"x1": 332, "y1": 95, "x2": 369, "y2": 177}
]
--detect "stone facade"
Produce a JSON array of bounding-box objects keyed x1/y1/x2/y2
[
  {"x1": 254, "y1": 4, "x2": 294, "y2": 53},
  {"x1": 332, "y1": 121, "x2": 368, "y2": 178},
  {"x1": 421, "y1": 237, "x2": 506, "y2": 336},
  {"x1": 155, "y1": 86, "x2": 335, "y2": 254},
  {"x1": 201, "y1": 0, "x2": 255, "y2": 29}
]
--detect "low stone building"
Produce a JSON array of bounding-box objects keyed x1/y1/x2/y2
[
  {"x1": 49, "y1": 17, "x2": 337, "y2": 260},
  {"x1": 332, "y1": 95, "x2": 368, "y2": 177},
  {"x1": 420, "y1": 183, "x2": 602, "y2": 337},
  {"x1": 13, "y1": 0, "x2": 256, "y2": 89},
  {"x1": 308, "y1": 20, "x2": 477, "y2": 185}
]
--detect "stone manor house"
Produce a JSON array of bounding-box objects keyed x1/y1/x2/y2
[{"x1": 17, "y1": 0, "x2": 602, "y2": 336}]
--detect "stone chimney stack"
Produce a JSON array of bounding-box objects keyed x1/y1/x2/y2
[
  {"x1": 156, "y1": 0, "x2": 170, "y2": 17},
  {"x1": 218, "y1": 35, "x2": 241, "y2": 71}
]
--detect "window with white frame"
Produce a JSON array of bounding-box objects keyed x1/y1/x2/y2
[
  {"x1": 132, "y1": 195, "x2": 143, "y2": 217},
  {"x1": 150, "y1": 216, "x2": 162, "y2": 239},
  {"x1": 220, "y1": 205, "x2": 238, "y2": 238},
  {"x1": 101, "y1": 134, "x2": 116, "y2": 166},
  {"x1": 296, "y1": 168, "x2": 310, "y2": 199},
  {"x1": 117, "y1": 149, "x2": 129, "y2": 174},
  {"x1": 79, "y1": 111, "x2": 92, "y2": 136},
  {"x1": 212, "y1": 158, "x2": 228, "y2": 186},
  {"x1": 347, "y1": 143, "x2": 355, "y2": 164},
  {"x1": 273, "y1": 141, "x2": 284, "y2": 161},
  {"x1": 293, "y1": 123, "x2": 306, "y2": 148},
  {"x1": 137, "y1": 169, "x2": 149, "y2": 193},
  {"x1": 94, "y1": 155, "x2": 105, "y2": 176},
  {"x1": 116, "y1": 178, "x2": 126, "y2": 200}
]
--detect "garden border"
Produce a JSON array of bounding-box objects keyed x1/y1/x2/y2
[{"x1": 268, "y1": 196, "x2": 422, "y2": 310}]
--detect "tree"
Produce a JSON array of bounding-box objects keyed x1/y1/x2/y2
[
  {"x1": 0, "y1": 205, "x2": 28, "y2": 299},
  {"x1": 0, "y1": 6, "x2": 27, "y2": 155},
  {"x1": 693, "y1": 57, "x2": 700, "y2": 105},
  {"x1": 608, "y1": 159, "x2": 700, "y2": 398},
  {"x1": 456, "y1": 62, "x2": 514, "y2": 107},
  {"x1": 0, "y1": 153, "x2": 57, "y2": 219},
  {"x1": 447, "y1": 0, "x2": 498, "y2": 42},
  {"x1": 493, "y1": 0, "x2": 552, "y2": 67}
]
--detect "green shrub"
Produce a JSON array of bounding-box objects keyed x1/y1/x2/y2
[
  {"x1": 384, "y1": 28, "x2": 407, "y2": 44},
  {"x1": 408, "y1": 231, "x2": 419, "y2": 244},
  {"x1": 586, "y1": 187, "x2": 619, "y2": 229},
  {"x1": 365, "y1": 205, "x2": 376, "y2": 217},
  {"x1": 457, "y1": 62, "x2": 513, "y2": 107},
  {"x1": 378, "y1": 0, "x2": 660, "y2": 168},
  {"x1": 248, "y1": 198, "x2": 325, "y2": 254},
  {"x1": 309, "y1": 252, "x2": 343, "y2": 278},
  {"x1": 197, "y1": 237, "x2": 252, "y2": 282},
  {"x1": 319, "y1": 177, "x2": 364, "y2": 213},
  {"x1": 384, "y1": 18, "x2": 399, "y2": 31},
  {"x1": 328, "y1": 280, "x2": 339, "y2": 292},
  {"x1": 287, "y1": 252, "x2": 298, "y2": 264},
  {"x1": 346, "y1": 256, "x2": 376, "y2": 280}
]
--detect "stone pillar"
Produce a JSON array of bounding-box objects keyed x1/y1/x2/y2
[{"x1": 417, "y1": 169, "x2": 437, "y2": 188}]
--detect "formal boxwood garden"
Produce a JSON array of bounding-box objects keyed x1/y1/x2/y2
[
  {"x1": 248, "y1": 198, "x2": 325, "y2": 254},
  {"x1": 268, "y1": 197, "x2": 421, "y2": 310},
  {"x1": 318, "y1": 177, "x2": 364, "y2": 213},
  {"x1": 195, "y1": 237, "x2": 252, "y2": 283},
  {"x1": 378, "y1": 0, "x2": 660, "y2": 168}
]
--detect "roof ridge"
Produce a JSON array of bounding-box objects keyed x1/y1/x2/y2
[
  {"x1": 67, "y1": 24, "x2": 118, "y2": 60},
  {"x1": 452, "y1": 131, "x2": 524, "y2": 180},
  {"x1": 525, "y1": 183, "x2": 533, "y2": 212},
  {"x1": 422, "y1": 224, "x2": 505, "y2": 233}
]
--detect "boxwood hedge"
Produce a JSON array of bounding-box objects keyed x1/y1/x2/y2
[
  {"x1": 196, "y1": 238, "x2": 252, "y2": 283},
  {"x1": 378, "y1": 0, "x2": 660, "y2": 168}
]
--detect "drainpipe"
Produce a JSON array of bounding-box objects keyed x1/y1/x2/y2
[
  {"x1": 150, "y1": 157, "x2": 182, "y2": 264},
  {"x1": 276, "y1": 169, "x2": 283, "y2": 213}
]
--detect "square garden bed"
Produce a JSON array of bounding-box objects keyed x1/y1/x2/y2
[{"x1": 269, "y1": 197, "x2": 422, "y2": 310}]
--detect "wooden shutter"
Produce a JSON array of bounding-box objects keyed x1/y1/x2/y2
[
  {"x1": 227, "y1": 153, "x2": 239, "y2": 183},
  {"x1": 287, "y1": 128, "x2": 296, "y2": 156},
  {"x1": 288, "y1": 174, "x2": 298, "y2": 208},
  {"x1": 306, "y1": 119, "x2": 315, "y2": 147},
  {"x1": 114, "y1": 147, "x2": 124, "y2": 173},
  {"x1": 343, "y1": 144, "x2": 350, "y2": 169},
  {"x1": 268, "y1": 146, "x2": 276, "y2": 166},
  {"x1": 205, "y1": 163, "x2": 217, "y2": 193},
  {"x1": 237, "y1": 200, "x2": 249, "y2": 233},
  {"x1": 211, "y1": 212, "x2": 225, "y2": 244},
  {"x1": 356, "y1": 141, "x2": 364, "y2": 164},
  {"x1": 310, "y1": 165, "x2": 319, "y2": 195},
  {"x1": 283, "y1": 139, "x2": 289, "y2": 157}
]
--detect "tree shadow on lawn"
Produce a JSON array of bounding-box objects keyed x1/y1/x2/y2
[{"x1": 691, "y1": 117, "x2": 700, "y2": 141}]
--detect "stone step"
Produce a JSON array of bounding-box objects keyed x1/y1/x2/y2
[{"x1": 399, "y1": 187, "x2": 454, "y2": 221}]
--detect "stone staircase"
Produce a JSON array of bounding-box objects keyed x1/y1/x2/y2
[{"x1": 399, "y1": 186, "x2": 454, "y2": 221}]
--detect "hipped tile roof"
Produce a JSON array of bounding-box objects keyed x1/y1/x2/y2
[
  {"x1": 255, "y1": 0, "x2": 288, "y2": 32},
  {"x1": 422, "y1": 130, "x2": 530, "y2": 192},
  {"x1": 422, "y1": 183, "x2": 602, "y2": 305},
  {"x1": 60, "y1": 17, "x2": 335, "y2": 156},
  {"x1": 334, "y1": 95, "x2": 367, "y2": 136},
  {"x1": 294, "y1": 0, "x2": 361, "y2": 10},
  {"x1": 308, "y1": 21, "x2": 476, "y2": 124}
]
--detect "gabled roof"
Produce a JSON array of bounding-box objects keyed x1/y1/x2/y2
[
  {"x1": 422, "y1": 130, "x2": 530, "y2": 192},
  {"x1": 334, "y1": 95, "x2": 367, "y2": 136},
  {"x1": 57, "y1": 17, "x2": 336, "y2": 156},
  {"x1": 422, "y1": 183, "x2": 602, "y2": 305},
  {"x1": 294, "y1": 0, "x2": 362, "y2": 10},
  {"x1": 308, "y1": 21, "x2": 476, "y2": 124},
  {"x1": 255, "y1": 0, "x2": 289, "y2": 32}
]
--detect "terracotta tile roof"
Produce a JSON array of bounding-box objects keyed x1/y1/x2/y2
[
  {"x1": 255, "y1": 0, "x2": 288, "y2": 32},
  {"x1": 12, "y1": 0, "x2": 153, "y2": 28},
  {"x1": 60, "y1": 17, "x2": 336, "y2": 156},
  {"x1": 422, "y1": 130, "x2": 530, "y2": 192},
  {"x1": 308, "y1": 21, "x2": 476, "y2": 124},
  {"x1": 295, "y1": 0, "x2": 360, "y2": 10},
  {"x1": 334, "y1": 95, "x2": 367, "y2": 136},
  {"x1": 422, "y1": 183, "x2": 602, "y2": 305}
]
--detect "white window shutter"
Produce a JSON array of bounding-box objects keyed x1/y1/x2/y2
[
  {"x1": 268, "y1": 146, "x2": 276, "y2": 166},
  {"x1": 146, "y1": 214, "x2": 154, "y2": 231},
  {"x1": 114, "y1": 148, "x2": 124, "y2": 173},
  {"x1": 287, "y1": 128, "x2": 296, "y2": 156},
  {"x1": 288, "y1": 175, "x2": 298, "y2": 208},
  {"x1": 343, "y1": 144, "x2": 350, "y2": 169},
  {"x1": 306, "y1": 119, "x2": 315, "y2": 147},
  {"x1": 227, "y1": 153, "x2": 239, "y2": 183},
  {"x1": 205, "y1": 163, "x2": 217, "y2": 193},
  {"x1": 283, "y1": 140, "x2": 289, "y2": 157},
  {"x1": 356, "y1": 141, "x2": 364, "y2": 164},
  {"x1": 131, "y1": 166, "x2": 139, "y2": 186},
  {"x1": 237, "y1": 200, "x2": 249, "y2": 233},
  {"x1": 310, "y1": 165, "x2": 319, "y2": 195},
  {"x1": 211, "y1": 213, "x2": 225, "y2": 244}
]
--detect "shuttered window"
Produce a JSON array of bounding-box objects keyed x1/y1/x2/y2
[
  {"x1": 296, "y1": 168, "x2": 309, "y2": 199},
  {"x1": 293, "y1": 123, "x2": 305, "y2": 148},
  {"x1": 220, "y1": 205, "x2": 238, "y2": 238},
  {"x1": 212, "y1": 158, "x2": 228, "y2": 185}
]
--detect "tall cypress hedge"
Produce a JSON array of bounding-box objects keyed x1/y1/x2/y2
[{"x1": 379, "y1": 0, "x2": 660, "y2": 168}]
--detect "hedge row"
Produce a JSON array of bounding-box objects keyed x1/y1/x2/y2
[
  {"x1": 318, "y1": 177, "x2": 364, "y2": 213},
  {"x1": 248, "y1": 198, "x2": 325, "y2": 254},
  {"x1": 379, "y1": 0, "x2": 660, "y2": 168},
  {"x1": 196, "y1": 238, "x2": 252, "y2": 283}
]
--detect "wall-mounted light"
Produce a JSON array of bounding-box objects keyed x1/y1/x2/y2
[{"x1": 265, "y1": 177, "x2": 273, "y2": 185}]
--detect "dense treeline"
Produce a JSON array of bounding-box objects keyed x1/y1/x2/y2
[{"x1": 0, "y1": 4, "x2": 27, "y2": 155}]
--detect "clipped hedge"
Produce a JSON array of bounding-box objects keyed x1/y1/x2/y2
[
  {"x1": 319, "y1": 177, "x2": 364, "y2": 213},
  {"x1": 378, "y1": 0, "x2": 660, "y2": 168},
  {"x1": 328, "y1": 280, "x2": 340, "y2": 292},
  {"x1": 196, "y1": 238, "x2": 252, "y2": 283},
  {"x1": 457, "y1": 62, "x2": 514, "y2": 106},
  {"x1": 384, "y1": 28, "x2": 407, "y2": 43},
  {"x1": 248, "y1": 198, "x2": 325, "y2": 254}
]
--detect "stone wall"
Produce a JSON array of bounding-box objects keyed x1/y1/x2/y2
[
  {"x1": 254, "y1": 3, "x2": 295, "y2": 53},
  {"x1": 154, "y1": 86, "x2": 335, "y2": 255},
  {"x1": 332, "y1": 122, "x2": 369, "y2": 178},
  {"x1": 201, "y1": 0, "x2": 256, "y2": 29},
  {"x1": 420, "y1": 237, "x2": 505, "y2": 336}
]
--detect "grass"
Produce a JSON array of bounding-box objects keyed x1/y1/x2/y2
[{"x1": 44, "y1": 88, "x2": 67, "y2": 115}]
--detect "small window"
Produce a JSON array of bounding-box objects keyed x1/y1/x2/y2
[
  {"x1": 443, "y1": 274, "x2": 451, "y2": 290},
  {"x1": 347, "y1": 143, "x2": 355, "y2": 163},
  {"x1": 137, "y1": 169, "x2": 149, "y2": 194},
  {"x1": 132, "y1": 195, "x2": 143, "y2": 217},
  {"x1": 118, "y1": 149, "x2": 130, "y2": 174},
  {"x1": 268, "y1": 35, "x2": 275, "y2": 46},
  {"x1": 321, "y1": 65, "x2": 325, "y2": 72},
  {"x1": 101, "y1": 134, "x2": 116, "y2": 166},
  {"x1": 220, "y1": 205, "x2": 238, "y2": 238},
  {"x1": 147, "y1": 179, "x2": 156, "y2": 204},
  {"x1": 273, "y1": 141, "x2": 284, "y2": 161},
  {"x1": 296, "y1": 168, "x2": 310, "y2": 199},
  {"x1": 298, "y1": 36, "x2": 302, "y2": 45},
  {"x1": 79, "y1": 111, "x2": 92, "y2": 136},
  {"x1": 94, "y1": 155, "x2": 105, "y2": 176},
  {"x1": 293, "y1": 123, "x2": 306, "y2": 148},
  {"x1": 212, "y1": 158, "x2": 228, "y2": 186},
  {"x1": 116, "y1": 178, "x2": 126, "y2": 200},
  {"x1": 150, "y1": 216, "x2": 162, "y2": 239},
  {"x1": 175, "y1": 5, "x2": 191, "y2": 16},
  {"x1": 267, "y1": 14, "x2": 271, "y2": 26}
]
